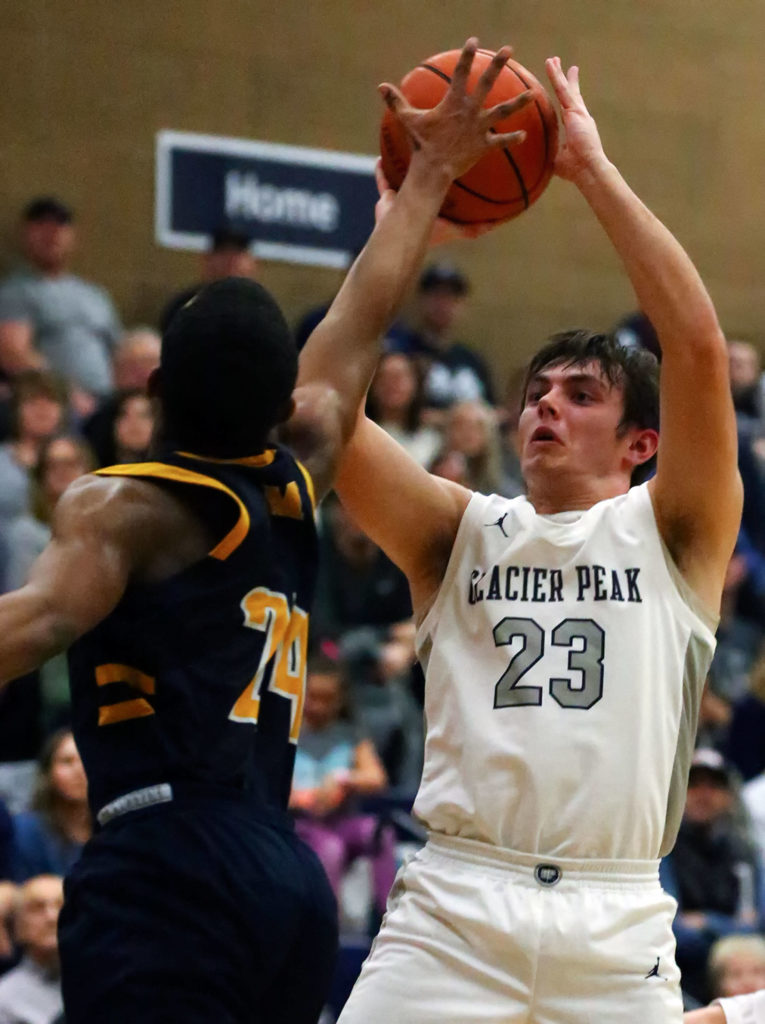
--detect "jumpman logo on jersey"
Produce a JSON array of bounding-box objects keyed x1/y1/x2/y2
[
  {"x1": 485, "y1": 512, "x2": 509, "y2": 537},
  {"x1": 644, "y1": 957, "x2": 667, "y2": 981}
]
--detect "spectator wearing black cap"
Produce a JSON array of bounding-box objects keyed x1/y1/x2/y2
[
  {"x1": 660, "y1": 749, "x2": 765, "y2": 1005},
  {"x1": 0, "y1": 198, "x2": 121, "y2": 407},
  {"x1": 389, "y1": 260, "x2": 496, "y2": 412},
  {"x1": 159, "y1": 227, "x2": 260, "y2": 333}
]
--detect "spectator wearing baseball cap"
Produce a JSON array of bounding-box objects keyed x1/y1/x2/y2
[
  {"x1": 159, "y1": 226, "x2": 260, "y2": 334},
  {"x1": 661, "y1": 749, "x2": 765, "y2": 1006},
  {"x1": 0, "y1": 196, "x2": 121, "y2": 407},
  {"x1": 387, "y1": 260, "x2": 496, "y2": 413}
]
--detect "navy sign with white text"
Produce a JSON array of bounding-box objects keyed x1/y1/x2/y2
[{"x1": 155, "y1": 131, "x2": 378, "y2": 268}]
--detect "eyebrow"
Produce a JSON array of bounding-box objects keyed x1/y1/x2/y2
[{"x1": 527, "y1": 371, "x2": 608, "y2": 390}]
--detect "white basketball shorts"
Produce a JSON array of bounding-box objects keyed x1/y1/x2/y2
[{"x1": 337, "y1": 832, "x2": 683, "y2": 1024}]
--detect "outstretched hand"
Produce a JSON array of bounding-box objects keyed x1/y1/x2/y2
[
  {"x1": 545, "y1": 57, "x2": 607, "y2": 182},
  {"x1": 380, "y1": 37, "x2": 531, "y2": 183},
  {"x1": 374, "y1": 161, "x2": 495, "y2": 243}
]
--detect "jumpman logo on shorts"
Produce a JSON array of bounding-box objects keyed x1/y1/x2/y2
[
  {"x1": 485, "y1": 512, "x2": 509, "y2": 537},
  {"x1": 644, "y1": 957, "x2": 667, "y2": 981}
]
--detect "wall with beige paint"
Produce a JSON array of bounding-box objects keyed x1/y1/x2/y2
[{"x1": 3, "y1": 0, "x2": 764, "y2": 391}]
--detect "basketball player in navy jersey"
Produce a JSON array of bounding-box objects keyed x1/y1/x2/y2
[
  {"x1": 333, "y1": 59, "x2": 742, "y2": 1023},
  {"x1": 0, "y1": 40, "x2": 531, "y2": 1024}
]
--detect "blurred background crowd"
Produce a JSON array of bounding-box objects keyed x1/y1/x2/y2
[{"x1": 0, "y1": 196, "x2": 762, "y2": 1021}]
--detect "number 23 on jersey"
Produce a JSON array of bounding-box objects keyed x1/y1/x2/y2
[{"x1": 229, "y1": 586, "x2": 309, "y2": 742}]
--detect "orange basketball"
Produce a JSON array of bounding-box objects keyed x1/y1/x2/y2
[{"x1": 380, "y1": 48, "x2": 559, "y2": 225}]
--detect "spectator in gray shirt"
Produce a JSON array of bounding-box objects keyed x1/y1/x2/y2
[
  {"x1": 0, "y1": 875, "x2": 63, "y2": 1024},
  {"x1": 0, "y1": 197, "x2": 121, "y2": 406}
]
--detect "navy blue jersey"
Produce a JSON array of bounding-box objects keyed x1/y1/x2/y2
[{"x1": 67, "y1": 446, "x2": 318, "y2": 818}]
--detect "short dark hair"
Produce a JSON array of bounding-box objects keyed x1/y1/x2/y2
[
  {"x1": 419, "y1": 261, "x2": 469, "y2": 296},
  {"x1": 523, "y1": 329, "x2": 660, "y2": 485},
  {"x1": 159, "y1": 277, "x2": 297, "y2": 457},
  {"x1": 23, "y1": 196, "x2": 73, "y2": 224}
]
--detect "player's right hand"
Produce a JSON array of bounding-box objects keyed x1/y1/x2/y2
[{"x1": 379, "y1": 37, "x2": 531, "y2": 183}]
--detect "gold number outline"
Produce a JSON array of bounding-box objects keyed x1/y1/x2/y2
[{"x1": 229, "y1": 586, "x2": 308, "y2": 743}]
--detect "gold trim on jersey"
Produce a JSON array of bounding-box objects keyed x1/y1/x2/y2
[
  {"x1": 178, "y1": 449, "x2": 316, "y2": 513},
  {"x1": 177, "y1": 449, "x2": 276, "y2": 467},
  {"x1": 95, "y1": 663, "x2": 157, "y2": 726},
  {"x1": 295, "y1": 460, "x2": 316, "y2": 513},
  {"x1": 95, "y1": 463, "x2": 250, "y2": 560}
]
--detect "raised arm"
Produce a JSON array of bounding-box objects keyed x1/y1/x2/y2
[
  {"x1": 546, "y1": 57, "x2": 741, "y2": 611},
  {"x1": 286, "y1": 39, "x2": 530, "y2": 499}
]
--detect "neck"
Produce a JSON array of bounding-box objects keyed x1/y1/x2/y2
[{"x1": 524, "y1": 471, "x2": 631, "y2": 514}]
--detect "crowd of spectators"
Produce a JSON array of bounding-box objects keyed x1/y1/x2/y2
[{"x1": 0, "y1": 194, "x2": 763, "y2": 1019}]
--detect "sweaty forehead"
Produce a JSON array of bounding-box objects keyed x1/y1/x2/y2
[{"x1": 527, "y1": 361, "x2": 618, "y2": 393}]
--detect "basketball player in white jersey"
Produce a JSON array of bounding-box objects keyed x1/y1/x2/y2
[{"x1": 334, "y1": 57, "x2": 742, "y2": 1024}]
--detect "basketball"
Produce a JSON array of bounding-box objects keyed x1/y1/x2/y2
[{"x1": 380, "y1": 48, "x2": 559, "y2": 225}]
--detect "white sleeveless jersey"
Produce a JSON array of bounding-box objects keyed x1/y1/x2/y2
[{"x1": 413, "y1": 483, "x2": 717, "y2": 861}]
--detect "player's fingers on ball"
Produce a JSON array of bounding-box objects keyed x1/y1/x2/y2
[
  {"x1": 378, "y1": 83, "x2": 408, "y2": 116},
  {"x1": 489, "y1": 129, "x2": 526, "y2": 150},
  {"x1": 374, "y1": 159, "x2": 391, "y2": 196},
  {"x1": 451, "y1": 37, "x2": 479, "y2": 92},
  {"x1": 485, "y1": 90, "x2": 532, "y2": 125},
  {"x1": 545, "y1": 57, "x2": 573, "y2": 105},
  {"x1": 473, "y1": 45, "x2": 512, "y2": 104}
]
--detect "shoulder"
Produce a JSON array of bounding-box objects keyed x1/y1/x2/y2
[{"x1": 54, "y1": 472, "x2": 191, "y2": 564}]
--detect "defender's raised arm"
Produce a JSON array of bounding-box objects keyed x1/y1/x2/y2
[{"x1": 287, "y1": 39, "x2": 530, "y2": 499}]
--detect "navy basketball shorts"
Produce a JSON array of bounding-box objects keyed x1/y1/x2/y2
[{"x1": 59, "y1": 792, "x2": 338, "y2": 1024}]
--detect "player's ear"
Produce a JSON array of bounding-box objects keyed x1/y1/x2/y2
[{"x1": 627, "y1": 428, "x2": 659, "y2": 468}]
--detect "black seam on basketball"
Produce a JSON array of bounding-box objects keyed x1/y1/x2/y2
[
  {"x1": 451, "y1": 174, "x2": 525, "y2": 206},
  {"x1": 420, "y1": 63, "x2": 453, "y2": 85},
  {"x1": 505, "y1": 64, "x2": 553, "y2": 193},
  {"x1": 442, "y1": 211, "x2": 515, "y2": 225},
  {"x1": 495, "y1": 133, "x2": 529, "y2": 209},
  {"x1": 415, "y1": 57, "x2": 540, "y2": 207}
]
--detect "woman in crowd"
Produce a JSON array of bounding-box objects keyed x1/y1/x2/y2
[
  {"x1": 5, "y1": 435, "x2": 95, "y2": 593},
  {"x1": 0, "y1": 372, "x2": 68, "y2": 530},
  {"x1": 92, "y1": 388, "x2": 154, "y2": 467},
  {"x1": 3, "y1": 436, "x2": 95, "y2": 732},
  {"x1": 434, "y1": 398, "x2": 520, "y2": 497},
  {"x1": 290, "y1": 652, "x2": 397, "y2": 927},
  {"x1": 366, "y1": 352, "x2": 442, "y2": 468},
  {"x1": 11, "y1": 729, "x2": 90, "y2": 882}
]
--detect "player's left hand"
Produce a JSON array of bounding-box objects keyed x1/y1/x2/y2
[
  {"x1": 374, "y1": 160, "x2": 496, "y2": 244},
  {"x1": 545, "y1": 57, "x2": 608, "y2": 183}
]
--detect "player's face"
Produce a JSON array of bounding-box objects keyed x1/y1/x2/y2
[
  {"x1": 518, "y1": 362, "x2": 639, "y2": 497},
  {"x1": 50, "y1": 732, "x2": 88, "y2": 803}
]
